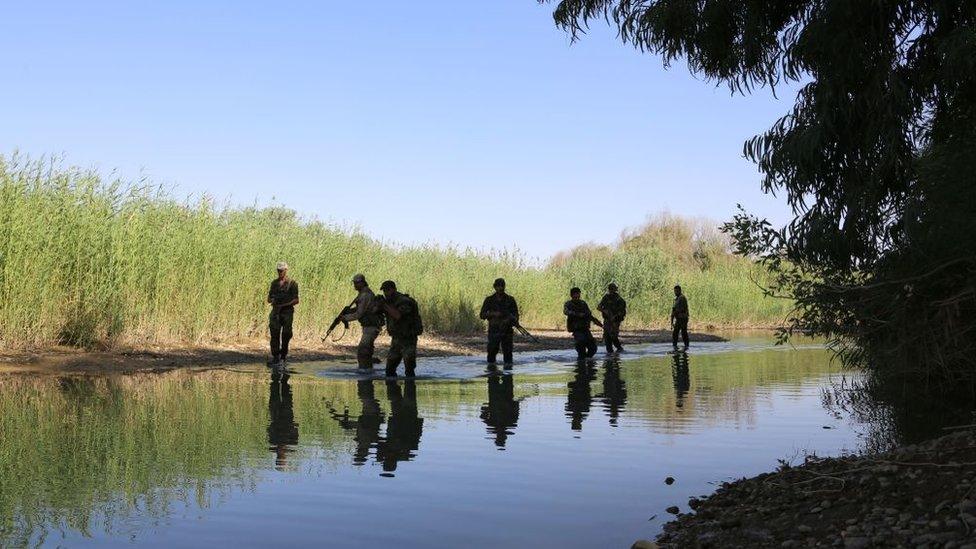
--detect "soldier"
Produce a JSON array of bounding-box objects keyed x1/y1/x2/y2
[
  {"x1": 479, "y1": 278, "x2": 520, "y2": 365},
  {"x1": 341, "y1": 274, "x2": 384, "y2": 370},
  {"x1": 671, "y1": 284, "x2": 690, "y2": 348},
  {"x1": 563, "y1": 287, "x2": 600, "y2": 359},
  {"x1": 597, "y1": 282, "x2": 627, "y2": 354},
  {"x1": 377, "y1": 280, "x2": 423, "y2": 377},
  {"x1": 267, "y1": 261, "x2": 299, "y2": 366}
]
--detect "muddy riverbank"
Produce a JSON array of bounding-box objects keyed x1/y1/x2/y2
[
  {"x1": 0, "y1": 328, "x2": 725, "y2": 373},
  {"x1": 649, "y1": 426, "x2": 976, "y2": 548}
]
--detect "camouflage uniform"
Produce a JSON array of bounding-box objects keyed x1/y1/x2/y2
[
  {"x1": 384, "y1": 292, "x2": 423, "y2": 377},
  {"x1": 598, "y1": 292, "x2": 627, "y2": 353},
  {"x1": 342, "y1": 286, "x2": 383, "y2": 369},
  {"x1": 479, "y1": 292, "x2": 519, "y2": 364},
  {"x1": 671, "y1": 293, "x2": 690, "y2": 347},
  {"x1": 268, "y1": 277, "x2": 299, "y2": 361},
  {"x1": 564, "y1": 298, "x2": 598, "y2": 359}
]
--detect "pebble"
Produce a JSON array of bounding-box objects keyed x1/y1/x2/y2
[
  {"x1": 844, "y1": 537, "x2": 870, "y2": 549},
  {"x1": 665, "y1": 506, "x2": 680, "y2": 515},
  {"x1": 664, "y1": 476, "x2": 675, "y2": 485},
  {"x1": 631, "y1": 541, "x2": 658, "y2": 549},
  {"x1": 797, "y1": 525, "x2": 812, "y2": 534}
]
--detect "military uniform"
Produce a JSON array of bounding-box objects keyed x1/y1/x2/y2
[
  {"x1": 384, "y1": 292, "x2": 423, "y2": 377},
  {"x1": 564, "y1": 298, "x2": 598, "y2": 359},
  {"x1": 597, "y1": 292, "x2": 627, "y2": 353},
  {"x1": 343, "y1": 286, "x2": 384, "y2": 369},
  {"x1": 479, "y1": 292, "x2": 519, "y2": 364},
  {"x1": 268, "y1": 277, "x2": 299, "y2": 361},
  {"x1": 672, "y1": 293, "x2": 690, "y2": 347}
]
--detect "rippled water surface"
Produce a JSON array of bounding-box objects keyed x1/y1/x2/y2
[{"x1": 1, "y1": 339, "x2": 884, "y2": 547}]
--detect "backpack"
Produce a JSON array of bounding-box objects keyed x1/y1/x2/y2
[{"x1": 402, "y1": 294, "x2": 424, "y2": 336}]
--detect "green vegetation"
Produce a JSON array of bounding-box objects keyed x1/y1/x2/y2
[
  {"x1": 543, "y1": 1, "x2": 976, "y2": 391},
  {"x1": 0, "y1": 155, "x2": 788, "y2": 350}
]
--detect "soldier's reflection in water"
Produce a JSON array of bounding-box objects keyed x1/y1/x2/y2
[
  {"x1": 597, "y1": 358, "x2": 628, "y2": 426},
  {"x1": 268, "y1": 369, "x2": 299, "y2": 471},
  {"x1": 671, "y1": 351, "x2": 690, "y2": 408},
  {"x1": 566, "y1": 359, "x2": 597, "y2": 431},
  {"x1": 480, "y1": 367, "x2": 521, "y2": 448},
  {"x1": 377, "y1": 379, "x2": 424, "y2": 473},
  {"x1": 327, "y1": 380, "x2": 384, "y2": 466}
]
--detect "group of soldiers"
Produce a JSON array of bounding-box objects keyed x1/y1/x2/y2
[{"x1": 266, "y1": 261, "x2": 692, "y2": 375}]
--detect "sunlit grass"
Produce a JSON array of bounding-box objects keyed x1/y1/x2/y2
[{"x1": 0, "y1": 155, "x2": 789, "y2": 349}]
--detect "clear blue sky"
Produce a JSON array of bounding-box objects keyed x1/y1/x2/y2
[{"x1": 1, "y1": 0, "x2": 795, "y2": 261}]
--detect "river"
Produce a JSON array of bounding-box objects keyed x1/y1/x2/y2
[{"x1": 0, "y1": 338, "x2": 919, "y2": 547}]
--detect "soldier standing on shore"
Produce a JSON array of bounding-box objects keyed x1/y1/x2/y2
[
  {"x1": 267, "y1": 261, "x2": 299, "y2": 366},
  {"x1": 564, "y1": 287, "x2": 600, "y2": 359},
  {"x1": 597, "y1": 283, "x2": 626, "y2": 354},
  {"x1": 342, "y1": 274, "x2": 384, "y2": 370},
  {"x1": 671, "y1": 284, "x2": 690, "y2": 349},
  {"x1": 479, "y1": 278, "x2": 520, "y2": 365},
  {"x1": 378, "y1": 280, "x2": 423, "y2": 377}
]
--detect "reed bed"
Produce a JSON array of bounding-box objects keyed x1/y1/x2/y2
[{"x1": 0, "y1": 155, "x2": 789, "y2": 350}]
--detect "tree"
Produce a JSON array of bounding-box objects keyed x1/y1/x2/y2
[{"x1": 542, "y1": 0, "x2": 976, "y2": 390}]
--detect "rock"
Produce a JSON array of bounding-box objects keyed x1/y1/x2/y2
[
  {"x1": 958, "y1": 500, "x2": 976, "y2": 514},
  {"x1": 719, "y1": 517, "x2": 741, "y2": 529},
  {"x1": 821, "y1": 500, "x2": 832, "y2": 509},
  {"x1": 631, "y1": 541, "x2": 658, "y2": 549},
  {"x1": 809, "y1": 507, "x2": 823, "y2": 514},
  {"x1": 781, "y1": 541, "x2": 798, "y2": 548},
  {"x1": 797, "y1": 525, "x2": 812, "y2": 534},
  {"x1": 843, "y1": 537, "x2": 870, "y2": 549},
  {"x1": 664, "y1": 476, "x2": 675, "y2": 485},
  {"x1": 666, "y1": 506, "x2": 680, "y2": 515},
  {"x1": 688, "y1": 497, "x2": 702, "y2": 510}
]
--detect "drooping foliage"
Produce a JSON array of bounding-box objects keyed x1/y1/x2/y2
[{"x1": 542, "y1": 0, "x2": 976, "y2": 390}]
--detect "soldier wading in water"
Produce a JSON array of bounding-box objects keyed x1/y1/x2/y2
[
  {"x1": 377, "y1": 280, "x2": 424, "y2": 377},
  {"x1": 597, "y1": 283, "x2": 626, "y2": 354},
  {"x1": 564, "y1": 287, "x2": 602, "y2": 360},
  {"x1": 671, "y1": 284, "x2": 690, "y2": 349},
  {"x1": 267, "y1": 261, "x2": 299, "y2": 366},
  {"x1": 342, "y1": 274, "x2": 384, "y2": 370},
  {"x1": 479, "y1": 278, "x2": 520, "y2": 365}
]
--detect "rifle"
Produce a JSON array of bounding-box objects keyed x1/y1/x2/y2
[
  {"x1": 590, "y1": 315, "x2": 605, "y2": 329},
  {"x1": 513, "y1": 322, "x2": 539, "y2": 343},
  {"x1": 322, "y1": 297, "x2": 358, "y2": 342}
]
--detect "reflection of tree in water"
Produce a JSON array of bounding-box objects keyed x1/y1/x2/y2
[
  {"x1": 327, "y1": 380, "x2": 384, "y2": 466},
  {"x1": 268, "y1": 370, "x2": 299, "y2": 471},
  {"x1": 377, "y1": 380, "x2": 424, "y2": 473},
  {"x1": 480, "y1": 369, "x2": 521, "y2": 448},
  {"x1": 597, "y1": 358, "x2": 627, "y2": 426},
  {"x1": 327, "y1": 379, "x2": 423, "y2": 474},
  {"x1": 566, "y1": 360, "x2": 597, "y2": 431},
  {"x1": 822, "y1": 376, "x2": 976, "y2": 454},
  {"x1": 671, "y1": 352, "x2": 690, "y2": 408}
]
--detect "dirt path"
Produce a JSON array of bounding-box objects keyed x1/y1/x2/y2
[{"x1": 0, "y1": 329, "x2": 725, "y2": 374}]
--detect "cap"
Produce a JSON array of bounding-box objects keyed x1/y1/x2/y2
[
  {"x1": 380, "y1": 280, "x2": 397, "y2": 291},
  {"x1": 352, "y1": 273, "x2": 366, "y2": 284},
  {"x1": 493, "y1": 278, "x2": 506, "y2": 288},
  {"x1": 608, "y1": 283, "x2": 618, "y2": 290},
  {"x1": 276, "y1": 261, "x2": 289, "y2": 271}
]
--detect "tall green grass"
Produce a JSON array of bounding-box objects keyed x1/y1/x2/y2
[{"x1": 0, "y1": 155, "x2": 789, "y2": 349}]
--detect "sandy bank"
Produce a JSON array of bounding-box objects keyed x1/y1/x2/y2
[{"x1": 0, "y1": 328, "x2": 725, "y2": 374}]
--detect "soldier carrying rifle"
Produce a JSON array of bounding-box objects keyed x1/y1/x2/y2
[
  {"x1": 479, "y1": 278, "x2": 520, "y2": 365},
  {"x1": 267, "y1": 261, "x2": 299, "y2": 366},
  {"x1": 340, "y1": 274, "x2": 384, "y2": 370},
  {"x1": 597, "y1": 283, "x2": 626, "y2": 354}
]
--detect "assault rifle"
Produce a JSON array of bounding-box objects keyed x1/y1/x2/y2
[
  {"x1": 513, "y1": 322, "x2": 539, "y2": 343},
  {"x1": 322, "y1": 297, "x2": 358, "y2": 342}
]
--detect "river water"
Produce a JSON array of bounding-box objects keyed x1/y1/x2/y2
[{"x1": 0, "y1": 338, "x2": 913, "y2": 547}]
